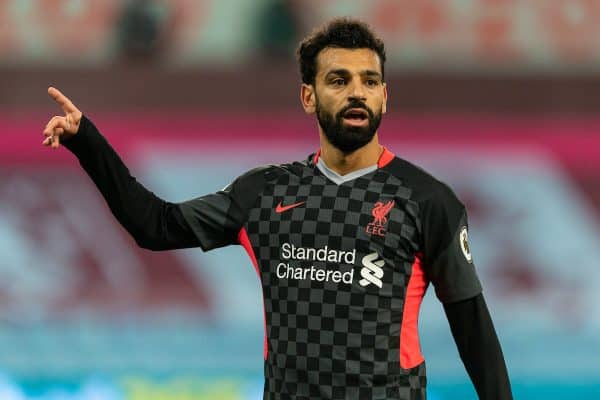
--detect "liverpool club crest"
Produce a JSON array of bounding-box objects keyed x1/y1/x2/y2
[{"x1": 366, "y1": 200, "x2": 395, "y2": 237}]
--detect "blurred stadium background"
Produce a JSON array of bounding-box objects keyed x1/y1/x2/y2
[{"x1": 2, "y1": 1, "x2": 600, "y2": 399}]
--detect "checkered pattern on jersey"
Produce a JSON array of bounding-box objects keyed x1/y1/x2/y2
[{"x1": 245, "y1": 162, "x2": 426, "y2": 400}]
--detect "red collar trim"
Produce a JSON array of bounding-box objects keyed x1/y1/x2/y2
[
  {"x1": 313, "y1": 149, "x2": 321, "y2": 164},
  {"x1": 377, "y1": 147, "x2": 395, "y2": 168},
  {"x1": 313, "y1": 147, "x2": 395, "y2": 168}
]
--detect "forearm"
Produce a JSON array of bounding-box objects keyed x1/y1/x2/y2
[
  {"x1": 444, "y1": 294, "x2": 513, "y2": 400},
  {"x1": 63, "y1": 115, "x2": 199, "y2": 250}
]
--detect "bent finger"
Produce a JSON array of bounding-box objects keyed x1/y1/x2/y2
[
  {"x1": 43, "y1": 116, "x2": 61, "y2": 135},
  {"x1": 44, "y1": 116, "x2": 68, "y2": 136},
  {"x1": 51, "y1": 135, "x2": 60, "y2": 148}
]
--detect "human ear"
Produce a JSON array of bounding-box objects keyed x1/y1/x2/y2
[{"x1": 301, "y1": 84, "x2": 316, "y2": 114}]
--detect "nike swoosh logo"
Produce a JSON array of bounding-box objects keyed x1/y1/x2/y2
[{"x1": 275, "y1": 200, "x2": 305, "y2": 213}]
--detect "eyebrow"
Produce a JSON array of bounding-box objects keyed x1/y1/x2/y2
[{"x1": 325, "y1": 69, "x2": 382, "y2": 80}]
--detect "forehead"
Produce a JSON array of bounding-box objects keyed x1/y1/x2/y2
[{"x1": 315, "y1": 47, "x2": 382, "y2": 78}]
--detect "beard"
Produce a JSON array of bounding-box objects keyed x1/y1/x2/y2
[{"x1": 316, "y1": 97, "x2": 382, "y2": 154}]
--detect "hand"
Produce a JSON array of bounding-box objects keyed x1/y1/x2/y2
[{"x1": 42, "y1": 87, "x2": 83, "y2": 149}]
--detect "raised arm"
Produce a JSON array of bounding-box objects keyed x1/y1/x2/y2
[{"x1": 42, "y1": 87, "x2": 199, "y2": 250}]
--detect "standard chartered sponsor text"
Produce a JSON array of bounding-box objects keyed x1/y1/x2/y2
[
  {"x1": 281, "y1": 242, "x2": 356, "y2": 264},
  {"x1": 279, "y1": 242, "x2": 355, "y2": 283},
  {"x1": 277, "y1": 263, "x2": 354, "y2": 283}
]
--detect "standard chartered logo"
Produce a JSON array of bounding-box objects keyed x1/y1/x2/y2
[
  {"x1": 359, "y1": 252, "x2": 385, "y2": 288},
  {"x1": 276, "y1": 243, "x2": 385, "y2": 288}
]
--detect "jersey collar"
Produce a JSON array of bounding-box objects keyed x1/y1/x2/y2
[{"x1": 312, "y1": 146, "x2": 395, "y2": 169}]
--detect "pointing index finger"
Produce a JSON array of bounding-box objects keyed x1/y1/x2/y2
[{"x1": 48, "y1": 86, "x2": 79, "y2": 114}]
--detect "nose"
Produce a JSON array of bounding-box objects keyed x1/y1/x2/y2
[{"x1": 348, "y1": 80, "x2": 367, "y2": 101}]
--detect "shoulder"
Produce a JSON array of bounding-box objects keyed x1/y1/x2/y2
[
  {"x1": 382, "y1": 155, "x2": 464, "y2": 210},
  {"x1": 229, "y1": 156, "x2": 312, "y2": 193}
]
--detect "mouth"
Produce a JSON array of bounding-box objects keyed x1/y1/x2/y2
[
  {"x1": 342, "y1": 108, "x2": 369, "y2": 126},
  {"x1": 343, "y1": 108, "x2": 368, "y2": 119}
]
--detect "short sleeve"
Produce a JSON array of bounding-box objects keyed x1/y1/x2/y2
[
  {"x1": 178, "y1": 166, "x2": 270, "y2": 252},
  {"x1": 421, "y1": 184, "x2": 482, "y2": 303}
]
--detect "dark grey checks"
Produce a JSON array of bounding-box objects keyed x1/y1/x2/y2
[{"x1": 245, "y1": 160, "x2": 427, "y2": 399}]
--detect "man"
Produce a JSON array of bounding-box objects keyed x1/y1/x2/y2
[{"x1": 42, "y1": 18, "x2": 512, "y2": 400}]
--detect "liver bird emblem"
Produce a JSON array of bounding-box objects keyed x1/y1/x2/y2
[{"x1": 372, "y1": 200, "x2": 395, "y2": 226}]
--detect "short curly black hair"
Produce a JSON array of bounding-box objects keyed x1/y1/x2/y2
[{"x1": 297, "y1": 17, "x2": 386, "y2": 85}]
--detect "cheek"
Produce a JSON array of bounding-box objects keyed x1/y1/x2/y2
[
  {"x1": 318, "y1": 96, "x2": 340, "y2": 113},
  {"x1": 373, "y1": 92, "x2": 386, "y2": 111}
]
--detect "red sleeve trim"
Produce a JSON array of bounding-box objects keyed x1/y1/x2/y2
[
  {"x1": 400, "y1": 253, "x2": 428, "y2": 369},
  {"x1": 238, "y1": 227, "x2": 268, "y2": 360}
]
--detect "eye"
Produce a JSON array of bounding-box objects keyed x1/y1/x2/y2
[
  {"x1": 331, "y1": 78, "x2": 346, "y2": 86},
  {"x1": 366, "y1": 79, "x2": 379, "y2": 87}
]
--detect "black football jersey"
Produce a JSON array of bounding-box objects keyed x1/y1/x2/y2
[{"x1": 178, "y1": 148, "x2": 482, "y2": 400}]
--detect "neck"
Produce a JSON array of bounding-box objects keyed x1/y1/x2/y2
[{"x1": 318, "y1": 132, "x2": 383, "y2": 175}]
